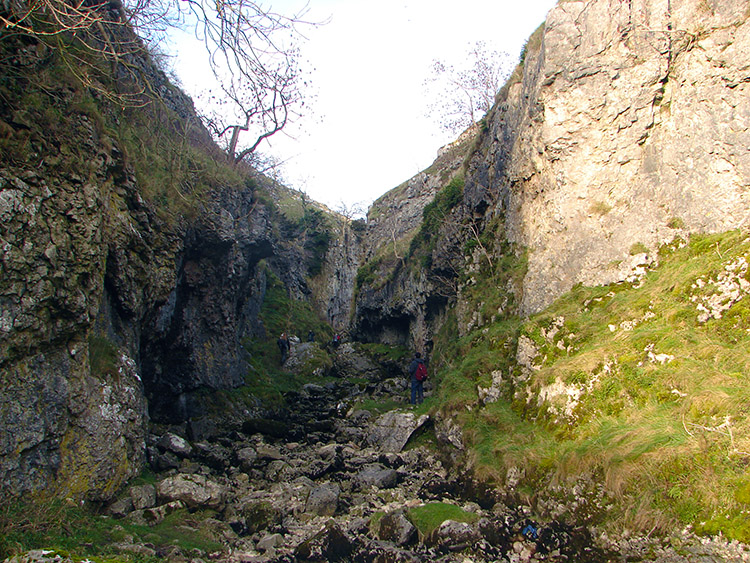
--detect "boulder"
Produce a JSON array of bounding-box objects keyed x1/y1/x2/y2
[
  {"x1": 127, "y1": 500, "x2": 185, "y2": 526},
  {"x1": 193, "y1": 441, "x2": 231, "y2": 471},
  {"x1": 156, "y1": 432, "x2": 193, "y2": 457},
  {"x1": 156, "y1": 473, "x2": 226, "y2": 509},
  {"x1": 427, "y1": 519, "x2": 480, "y2": 550},
  {"x1": 294, "y1": 520, "x2": 353, "y2": 562},
  {"x1": 257, "y1": 532, "x2": 284, "y2": 553},
  {"x1": 366, "y1": 411, "x2": 429, "y2": 452},
  {"x1": 240, "y1": 501, "x2": 283, "y2": 535},
  {"x1": 332, "y1": 343, "x2": 385, "y2": 380},
  {"x1": 129, "y1": 483, "x2": 156, "y2": 510},
  {"x1": 107, "y1": 496, "x2": 134, "y2": 518},
  {"x1": 285, "y1": 342, "x2": 333, "y2": 377},
  {"x1": 373, "y1": 510, "x2": 417, "y2": 546},
  {"x1": 354, "y1": 463, "x2": 398, "y2": 490},
  {"x1": 305, "y1": 482, "x2": 340, "y2": 516},
  {"x1": 236, "y1": 446, "x2": 258, "y2": 471}
]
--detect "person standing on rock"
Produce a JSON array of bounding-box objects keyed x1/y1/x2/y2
[
  {"x1": 277, "y1": 333, "x2": 289, "y2": 364},
  {"x1": 408, "y1": 352, "x2": 427, "y2": 405}
]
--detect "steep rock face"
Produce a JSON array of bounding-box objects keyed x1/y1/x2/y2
[
  {"x1": 352, "y1": 134, "x2": 476, "y2": 349},
  {"x1": 355, "y1": 0, "x2": 750, "y2": 352},
  {"x1": 469, "y1": 0, "x2": 750, "y2": 313},
  {"x1": 0, "y1": 39, "x2": 275, "y2": 499},
  {"x1": 364, "y1": 132, "x2": 474, "y2": 264},
  {"x1": 139, "y1": 189, "x2": 274, "y2": 422},
  {"x1": 309, "y1": 218, "x2": 362, "y2": 331}
]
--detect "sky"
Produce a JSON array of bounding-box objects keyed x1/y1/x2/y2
[{"x1": 168, "y1": 0, "x2": 558, "y2": 212}]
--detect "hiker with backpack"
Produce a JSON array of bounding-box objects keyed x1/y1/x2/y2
[{"x1": 408, "y1": 352, "x2": 427, "y2": 405}]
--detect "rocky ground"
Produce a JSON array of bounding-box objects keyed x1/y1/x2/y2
[{"x1": 7, "y1": 345, "x2": 750, "y2": 563}]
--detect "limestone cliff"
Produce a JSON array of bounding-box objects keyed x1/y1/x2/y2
[
  {"x1": 0, "y1": 32, "x2": 337, "y2": 500},
  {"x1": 3, "y1": 0, "x2": 750, "y2": 510},
  {"x1": 354, "y1": 0, "x2": 750, "y2": 347},
  {"x1": 474, "y1": 0, "x2": 750, "y2": 314},
  {"x1": 353, "y1": 131, "x2": 477, "y2": 350}
]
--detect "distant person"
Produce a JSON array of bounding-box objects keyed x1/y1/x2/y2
[
  {"x1": 308, "y1": 330, "x2": 315, "y2": 342},
  {"x1": 332, "y1": 333, "x2": 340, "y2": 349},
  {"x1": 408, "y1": 352, "x2": 427, "y2": 405},
  {"x1": 277, "y1": 333, "x2": 289, "y2": 364}
]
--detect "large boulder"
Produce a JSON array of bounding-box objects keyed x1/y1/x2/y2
[
  {"x1": 285, "y1": 342, "x2": 333, "y2": 377},
  {"x1": 155, "y1": 473, "x2": 226, "y2": 509},
  {"x1": 332, "y1": 342, "x2": 385, "y2": 380},
  {"x1": 353, "y1": 463, "x2": 399, "y2": 490},
  {"x1": 426, "y1": 519, "x2": 481, "y2": 550},
  {"x1": 366, "y1": 411, "x2": 429, "y2": 452},
  {"x1": 294, "y1": 520, "x2": 353, "y2": 562},
  {"x1": 373, "y1": 510, "x2": 417, "y2": 546},
  {"x1": 305, "y1": 482, "x2": 340, "y2": 516}
]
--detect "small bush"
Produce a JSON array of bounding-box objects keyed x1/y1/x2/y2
[{"x1": 589, "y1": 200, "x2": 612, "y2": 216}]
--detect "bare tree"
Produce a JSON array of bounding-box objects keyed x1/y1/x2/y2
[
  {"x1": 184, "y1": 0, "x2": 317, "y2": 163},
  {"x1": 425, "y1": 41, "x2": 514, "y2": 134},
  {"x1": 1, "y1": 0, "x2": 317, "y2": 158},
  {"x1": 335, "y1": 200, "x2": 367, "y2": 221}
]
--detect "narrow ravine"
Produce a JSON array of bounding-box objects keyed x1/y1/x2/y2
[{"x1": 93, "y1": 344, "x2": 750, "y2": 563}]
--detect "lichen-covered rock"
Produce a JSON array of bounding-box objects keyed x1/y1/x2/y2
[
  {"x1": 425, "y1": 519, "x2": 481, "y2": 550},
  {"x1": 156, "y1": 473, "x2": 226, "y2": 509},
  {"x1": 373, "y1": 510, "x2": 417, "y2": 546}
]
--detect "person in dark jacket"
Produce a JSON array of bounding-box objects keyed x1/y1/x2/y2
[
  {"x1": 277, "y1": 333, "x2": 289, "y2": 364},
  {"x1": 408, "y1": 352, "x2": 426, "y2": 405}
]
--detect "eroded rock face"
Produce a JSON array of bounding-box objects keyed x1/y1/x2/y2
[
  {"x1": 367, "y1": 411, "x2": 430, "y2": 453},
  {"x1": 353, "y1": 0, "x2": 750, "y2": 351},
  {"x1": 470, "y1": 0, "x2": 750, "y2": 314},
  {"x1": 0, "y1": 39, "x2": 277, "y2": 500}
]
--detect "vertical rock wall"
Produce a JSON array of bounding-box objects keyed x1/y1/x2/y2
[
  {"x1": 0, "y1": 39, "x2": 277, "y2": 499},
  {"x1": 469, "y1": 0, "x2": 750, "y2": 313}
]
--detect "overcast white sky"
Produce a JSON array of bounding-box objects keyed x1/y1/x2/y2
[{"x1": 169, "y1": 0, "x2": 557, "y2": 211}]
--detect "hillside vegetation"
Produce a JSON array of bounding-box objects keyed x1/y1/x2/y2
[{"x1": 428, "y1": 229, "x2": 750, "y2": 539}]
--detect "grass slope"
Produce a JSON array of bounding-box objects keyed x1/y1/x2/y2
[{"x1": 433, "y1": 230, "x2": 750, "y2": 539}]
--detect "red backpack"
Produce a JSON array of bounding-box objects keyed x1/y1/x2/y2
[{"x1": 415, "y1": 362, "x2": 428, "y2": 382}]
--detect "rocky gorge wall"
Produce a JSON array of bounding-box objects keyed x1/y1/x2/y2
[
  {"x1": 354, "y1": 0, "x2": 750, "y2": 350},
  {"x1": 470, "y1": 0, "x2": 750, "y2": 314},
  {"x1": 0, "y1": 32, "x2": 335, "y2": 500},
  {"x1": 3, "y1": 0, "x2": 750, "y2": 510}
]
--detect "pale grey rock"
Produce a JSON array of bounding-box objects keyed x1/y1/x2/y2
[
  {"x1": 157, "y1": 433, "x2": 193, "y2": 457},
  {"x1": 374, "y1": 510, "x2": 417, "y2": 546},
  {"x1": 127, "y1": 500, "x2": 185, "y2": 527},
  {"x1": 428, "y1": 519, "x2": 480, "y2": 549},
  {"x1": 433, "y1": 412, "x2": 465, "y2": 451},
  {"x1": 265, "y1": 460, "x2": 290, "y2": 482},
  {"x1": 366, "y1": 411, "x2": 429, "y2": 452},
  {"x1": 156, "y1": 473, "x2": 225, "y2": 509},
  {"x1": 107, "y1": 496, "x2": 135, "y2": 518},
  {"x1": 333, "y1": 342, "x2": 384, "y2": 380},
  {"x1": 484, "y1": 0, "x2": 750, "y2": 314},
  {"x1": 236, "y1": 446, "x2": 258, "y2": 471},
  {"x1": 129, "y1": 483, "x2": 156, "y2": 510},
  {"x1": 257, "y1": 533, "x2": 284, "y2": 553}
]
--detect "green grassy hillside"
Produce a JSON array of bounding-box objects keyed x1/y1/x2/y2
[{"x1": 430, "y1": 230, "x2": 750, "y2": 539}]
